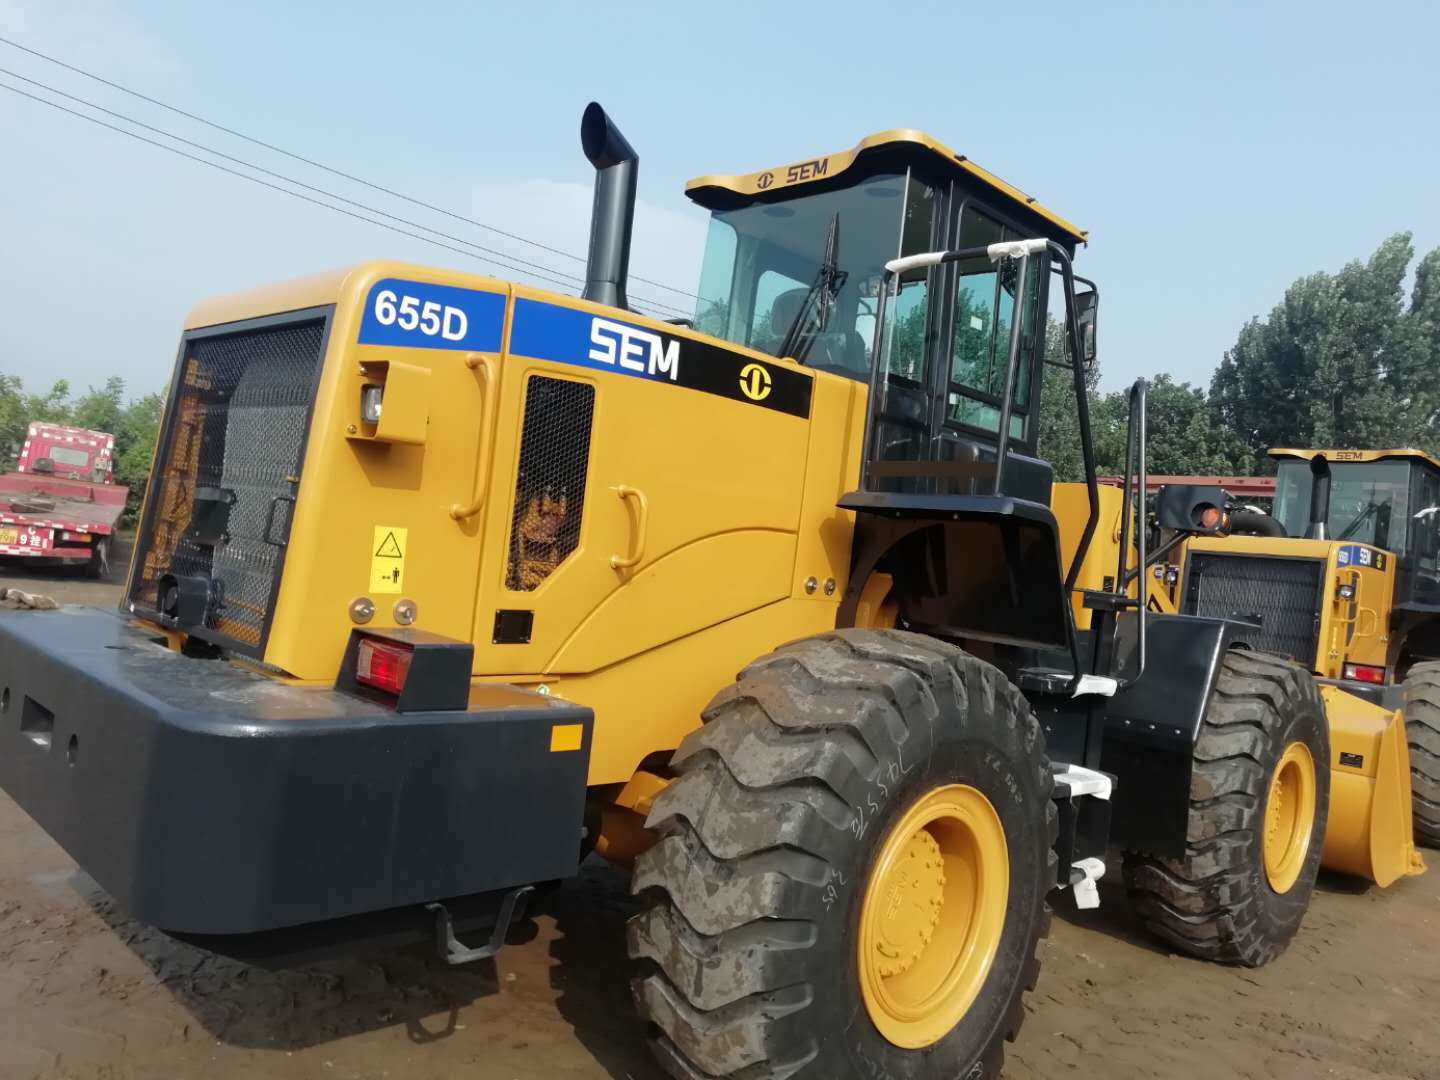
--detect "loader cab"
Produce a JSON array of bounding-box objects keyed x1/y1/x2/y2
[
  {"x1": 685, "y1": 131, "x2": 1090, "y2": 503},
  {"x1": 1271, "y1": 449, "x2": 1440, "y2": 610}
]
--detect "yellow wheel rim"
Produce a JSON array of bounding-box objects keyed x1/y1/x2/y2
[
  {"x1": 857, "y1": 784, "x2": 1009, "y2": 1049},
  {"x1": 1264, "y1": 741, "x2": 1317, "y2": 894}
]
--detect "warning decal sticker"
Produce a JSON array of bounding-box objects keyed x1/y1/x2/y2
[{"x1": 371, "y1": 526, "x2": 407, "y2": 594}]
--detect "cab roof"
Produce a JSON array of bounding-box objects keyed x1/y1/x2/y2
[
  {"x1": 685, "y1": 129, "x2": 1087, "y2": 245},
  {"x1": 1270, "y1": 447, "x2": 1440, "y2": 472}
]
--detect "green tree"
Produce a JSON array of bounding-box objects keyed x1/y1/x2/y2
[
  {"x1": 1036, "y1": 315, "x2": 1101, "y2": 482},
  {"x1": 1211, "y1": 233, "x2": 1440, "y2": 463},
  {"x1": 114, "y1": 392, "x2": 163, "y2": 515},
  {"x1": 71, "y1": 376, "x2": 127, "y2": 436}
]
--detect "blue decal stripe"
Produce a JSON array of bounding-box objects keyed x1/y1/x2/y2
[{"x1": 358, "y1": 278, "x2": 506, "y2": 352}]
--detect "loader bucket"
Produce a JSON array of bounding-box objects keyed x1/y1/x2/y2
[{"x1": 1319, "y1": 686, "x2": 1427, "y2": 886}]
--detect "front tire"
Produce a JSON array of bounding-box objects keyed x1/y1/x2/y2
[
  {"x1": 628, "y1": 629, "x2": 1055, "y2": 1079},
  {"x1": 1124, "y1": 650, "x2": 1329, "y2": 966},
  {"x1": 1403, "y1": 661, "x2": 1440, "y2": 848}
]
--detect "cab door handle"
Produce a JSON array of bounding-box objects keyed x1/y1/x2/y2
[{"x1": 610, "y1": 485, "x2": 648, "y2": 570}]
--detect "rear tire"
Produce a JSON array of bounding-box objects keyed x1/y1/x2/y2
[
  {"x1": 1123, "y1": 650, "x2": 1329, "y2": 966},
  {"x1": 628, "y1": 629, "x2": 1055, "y2": 1080},
  {"x1": 1404, "y1": 661, "x2": 1440, "y2": 848}
]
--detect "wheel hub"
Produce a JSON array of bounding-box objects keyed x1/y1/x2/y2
[
  {"x1": 1264, "y1": 740, "x2": 1317, "y2": 894},
  {"x1": 872, "y1": 828, "x2": 946, "y2": 977},
  {"x1": 857, "y1": 784, "x2": 1009, "y2": 1050}
]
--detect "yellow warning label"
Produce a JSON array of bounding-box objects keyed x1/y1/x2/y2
[{"x1": 370, "y1": 526, "x2": 407, "y2": 594}]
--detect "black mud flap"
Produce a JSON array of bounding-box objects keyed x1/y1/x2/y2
[
  {"x1": 1098, "y1": 612, "x2": 1255, "y2": 857},
  {"x1": 0, "y1": 607, "x2": 593, "y2": 935}
]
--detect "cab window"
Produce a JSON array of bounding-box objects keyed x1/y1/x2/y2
[
  {"x1": 48, "y1": 446, "x2": 90, "y2": 467},
  {"x1": 947, "y1": 205, "x2": 1041, "y2": 439},
  {"x1": 1414, "y1": 466, "x2": 1440, "y2": 577}
]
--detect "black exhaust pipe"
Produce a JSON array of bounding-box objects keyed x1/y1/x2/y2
[
  {"x1": 580, "y1": 102, "x2": 637, "y2": 311},
  {"x1": 1307, "y1": 456, "x2": 1331, "y2": 540}
]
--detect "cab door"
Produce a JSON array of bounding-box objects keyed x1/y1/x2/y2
[{"x1": 470, "y1": 292, "x2": 813, "y2": 676}]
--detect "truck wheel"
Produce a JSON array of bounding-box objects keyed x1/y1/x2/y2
[
  {"x1": 85, "y1": 538, "x2": 111, "y2": 580},
  {"x1": 1404, "y1": 661, "x2": 1440, "y2": 848},
  {"x1": 629, "y1": 629, "x2": 1055, "y2": 1080},
  {"x1": 1124, "y1": 650, "x2": 1329, "y2": 966}
]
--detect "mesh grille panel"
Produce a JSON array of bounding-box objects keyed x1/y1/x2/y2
[
  {"x1": 1183, "y1": 553, "x2": 1324, "y2": 663},
  {"x1": 506, "y1": 376, "x2": 595, "y2": 591},
  {"x1": 129, "y1": 318, "x2": 325, "y2": 652}
]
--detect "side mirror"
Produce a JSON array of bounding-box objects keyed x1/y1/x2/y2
[
  {"x1": 1075, "y1": 288, "x2": 1098, "y2": 365},
  {"x1": 1156, "y1": 484, "x2": 1230, "y2": 535}
]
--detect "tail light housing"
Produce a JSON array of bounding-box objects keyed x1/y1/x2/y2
[
  {"x1": 338, "y1": 628, "x2": 473, "y2": 711},
  {"x1": 1343, "y1": 662, "x2": 1386, "y2": 685},
  {"x1": 355, "y1": 638, "x2": 414, "y2": 696}
]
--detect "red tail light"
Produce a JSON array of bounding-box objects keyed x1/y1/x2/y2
[
  {"x1": 356, "y1": 638, "x2": 414, "y2": 695},
  {"x1": 1343, "y1": 662, "x2": 1385, "y2": 685}
]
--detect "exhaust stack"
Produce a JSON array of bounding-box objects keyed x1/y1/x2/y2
[
  {"x1": 580, "y1": 102, "x2": 638, "y2": 311},
  {"x1": 1307, "y1": 456, "x2": 1331, "y2": 540}
]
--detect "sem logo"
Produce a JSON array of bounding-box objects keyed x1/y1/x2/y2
[
  {"x1": 756, "y1": 171, "x2": 774, "y2": 190},
  {"x1": 738, "y1": 362, "x2": 772, "y2": 401},
  {"x1": 589, "y1": 318, "x2": 680, "y2": 381},
  {"x1": 786, "y1": 158, "x2": 829, "y2": 184}
]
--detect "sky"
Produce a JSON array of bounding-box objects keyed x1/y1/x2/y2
[{"x1": 1, "y1": 0, "x2": 1437, "y2": 398}]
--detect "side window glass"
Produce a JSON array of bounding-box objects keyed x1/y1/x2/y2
[
  {"x1": 948, "y1": 206, "x2": 1040, "y2": 438},
  {"x1": 693, "y1": 219, "x2": 738, "y2": 338},
  {"x1": 1416, "y1": 469, "x2": 1440, "y2": 574},
  {"x1": 879, "y1": 176, "x2": 940, "y2": 383},
  {"x1": 951, "y1": 210, "x2": 1004, "y2": 395},
  {"x1": 748, "y1": 267, "x2": 807, "y2": 354}
]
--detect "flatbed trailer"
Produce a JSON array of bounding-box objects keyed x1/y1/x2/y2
[{"x1": 0, "y1": 423, "x2": 126, "y2": 575}]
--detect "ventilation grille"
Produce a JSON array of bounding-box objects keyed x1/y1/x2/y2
[
  {"x1": 128, "y1": 317, "x2": 326, "y2": 654},
  {"x1": 1183, "y1": 553, "x2": 1324, "y2": 663},
  {"x1": 506, "y1": 376, "x2": 595, "y2": 591}
]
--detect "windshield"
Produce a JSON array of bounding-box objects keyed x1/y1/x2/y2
[
  {"x1": 692, "y1": 171, "x2": 937, "y2": 379},
  {"x1": 1273, "y1": 460, "x2": 1412, "y2": 550}
]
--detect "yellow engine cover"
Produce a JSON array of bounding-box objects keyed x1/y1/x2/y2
[{"x1": 1319, "y1": 686, "x2": 1426, "y2": 886}]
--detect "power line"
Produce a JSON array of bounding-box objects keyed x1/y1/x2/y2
[
  {"x1": 1, "y1": 65, "x2": 688, "y2": 318},
  {"x1": 0, "y1": 80, "x2": 578, "y2": 298},
  {"x1": 0, "y1": 34, "x2": 702, "y2": 304},
  {"x1": 0, "y1": 77, "x2": 692, "y2": 320}
]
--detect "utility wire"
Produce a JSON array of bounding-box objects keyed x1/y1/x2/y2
[
  {"x1": 0, "y1": 77, "x2": 691, "y2": 320},
  {"x1": 1, "y1": 65, "x2": 688, "y2": 318},
  {"x1": 0, "y1": 80, "x2": 583, "y2": 300},
  {"x1": 0, "y1": 34, "x2": 702, "y2": 304}
]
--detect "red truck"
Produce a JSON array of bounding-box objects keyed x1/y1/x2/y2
[{"x1": 0, "y1": 423, "x2": 127, "y2": 577}]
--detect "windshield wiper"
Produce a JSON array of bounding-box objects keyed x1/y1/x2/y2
[
  {"x1": 1337, "y1": 500, "x2": 1381, "y2": 541},
  {"x1": 777, "y1": 213, "x2": 846, "y2": 362}
]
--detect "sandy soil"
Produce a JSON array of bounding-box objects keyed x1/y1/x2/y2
[{"x1": 1, "y1": 559, "x2": 1437, "y2": 1080}]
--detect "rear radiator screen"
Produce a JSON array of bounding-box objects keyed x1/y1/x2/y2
[
  {"x1": 506, "y1": 376, "x2": 595, "y2": 591},
  {"x1": 1182, "y1": 553, "x2": 1324, "y2": 663},
  {"x1": 127, "y1": 314, "x2": 327, "y2": 654}
]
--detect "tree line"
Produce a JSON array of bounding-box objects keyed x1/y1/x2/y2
[
  {"x1": 1040, "y1": 232, "x2": 1440, "y2": 481},
  {"x1": 1, "y1": 232, "x2": 1434, "y2": 521}
]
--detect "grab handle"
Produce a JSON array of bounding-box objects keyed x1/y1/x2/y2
[
  {"x1": 610, "y1": 485, "x2": 648, "y2": 570},
  {"x1": 450, "y1": 355, "x2": 496, "y2": 522}
]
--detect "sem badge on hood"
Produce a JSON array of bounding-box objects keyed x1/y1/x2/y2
[{"x1": 509, "y1": 299, "x2": 812, "y2": 418}]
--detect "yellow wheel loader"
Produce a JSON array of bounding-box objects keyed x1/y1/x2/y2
[
  {"x1": 1146, "y1": 450, "x2": 1440, "y2": 863},
  {"x1": 0, "y1": 104, "x2": 1421, "y2": 1079}
]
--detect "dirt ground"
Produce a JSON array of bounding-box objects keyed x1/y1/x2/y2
[{"x1": 1, "y1": 552, "x2": 1438, "y2": 1080}]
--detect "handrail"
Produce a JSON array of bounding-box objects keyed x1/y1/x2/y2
[
  {"x1": 450, "y1": 354, "x2": 497, "y2": 522},
  {"x1": 610, "y1": 485, "x2": 649, "y2": 569}
]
